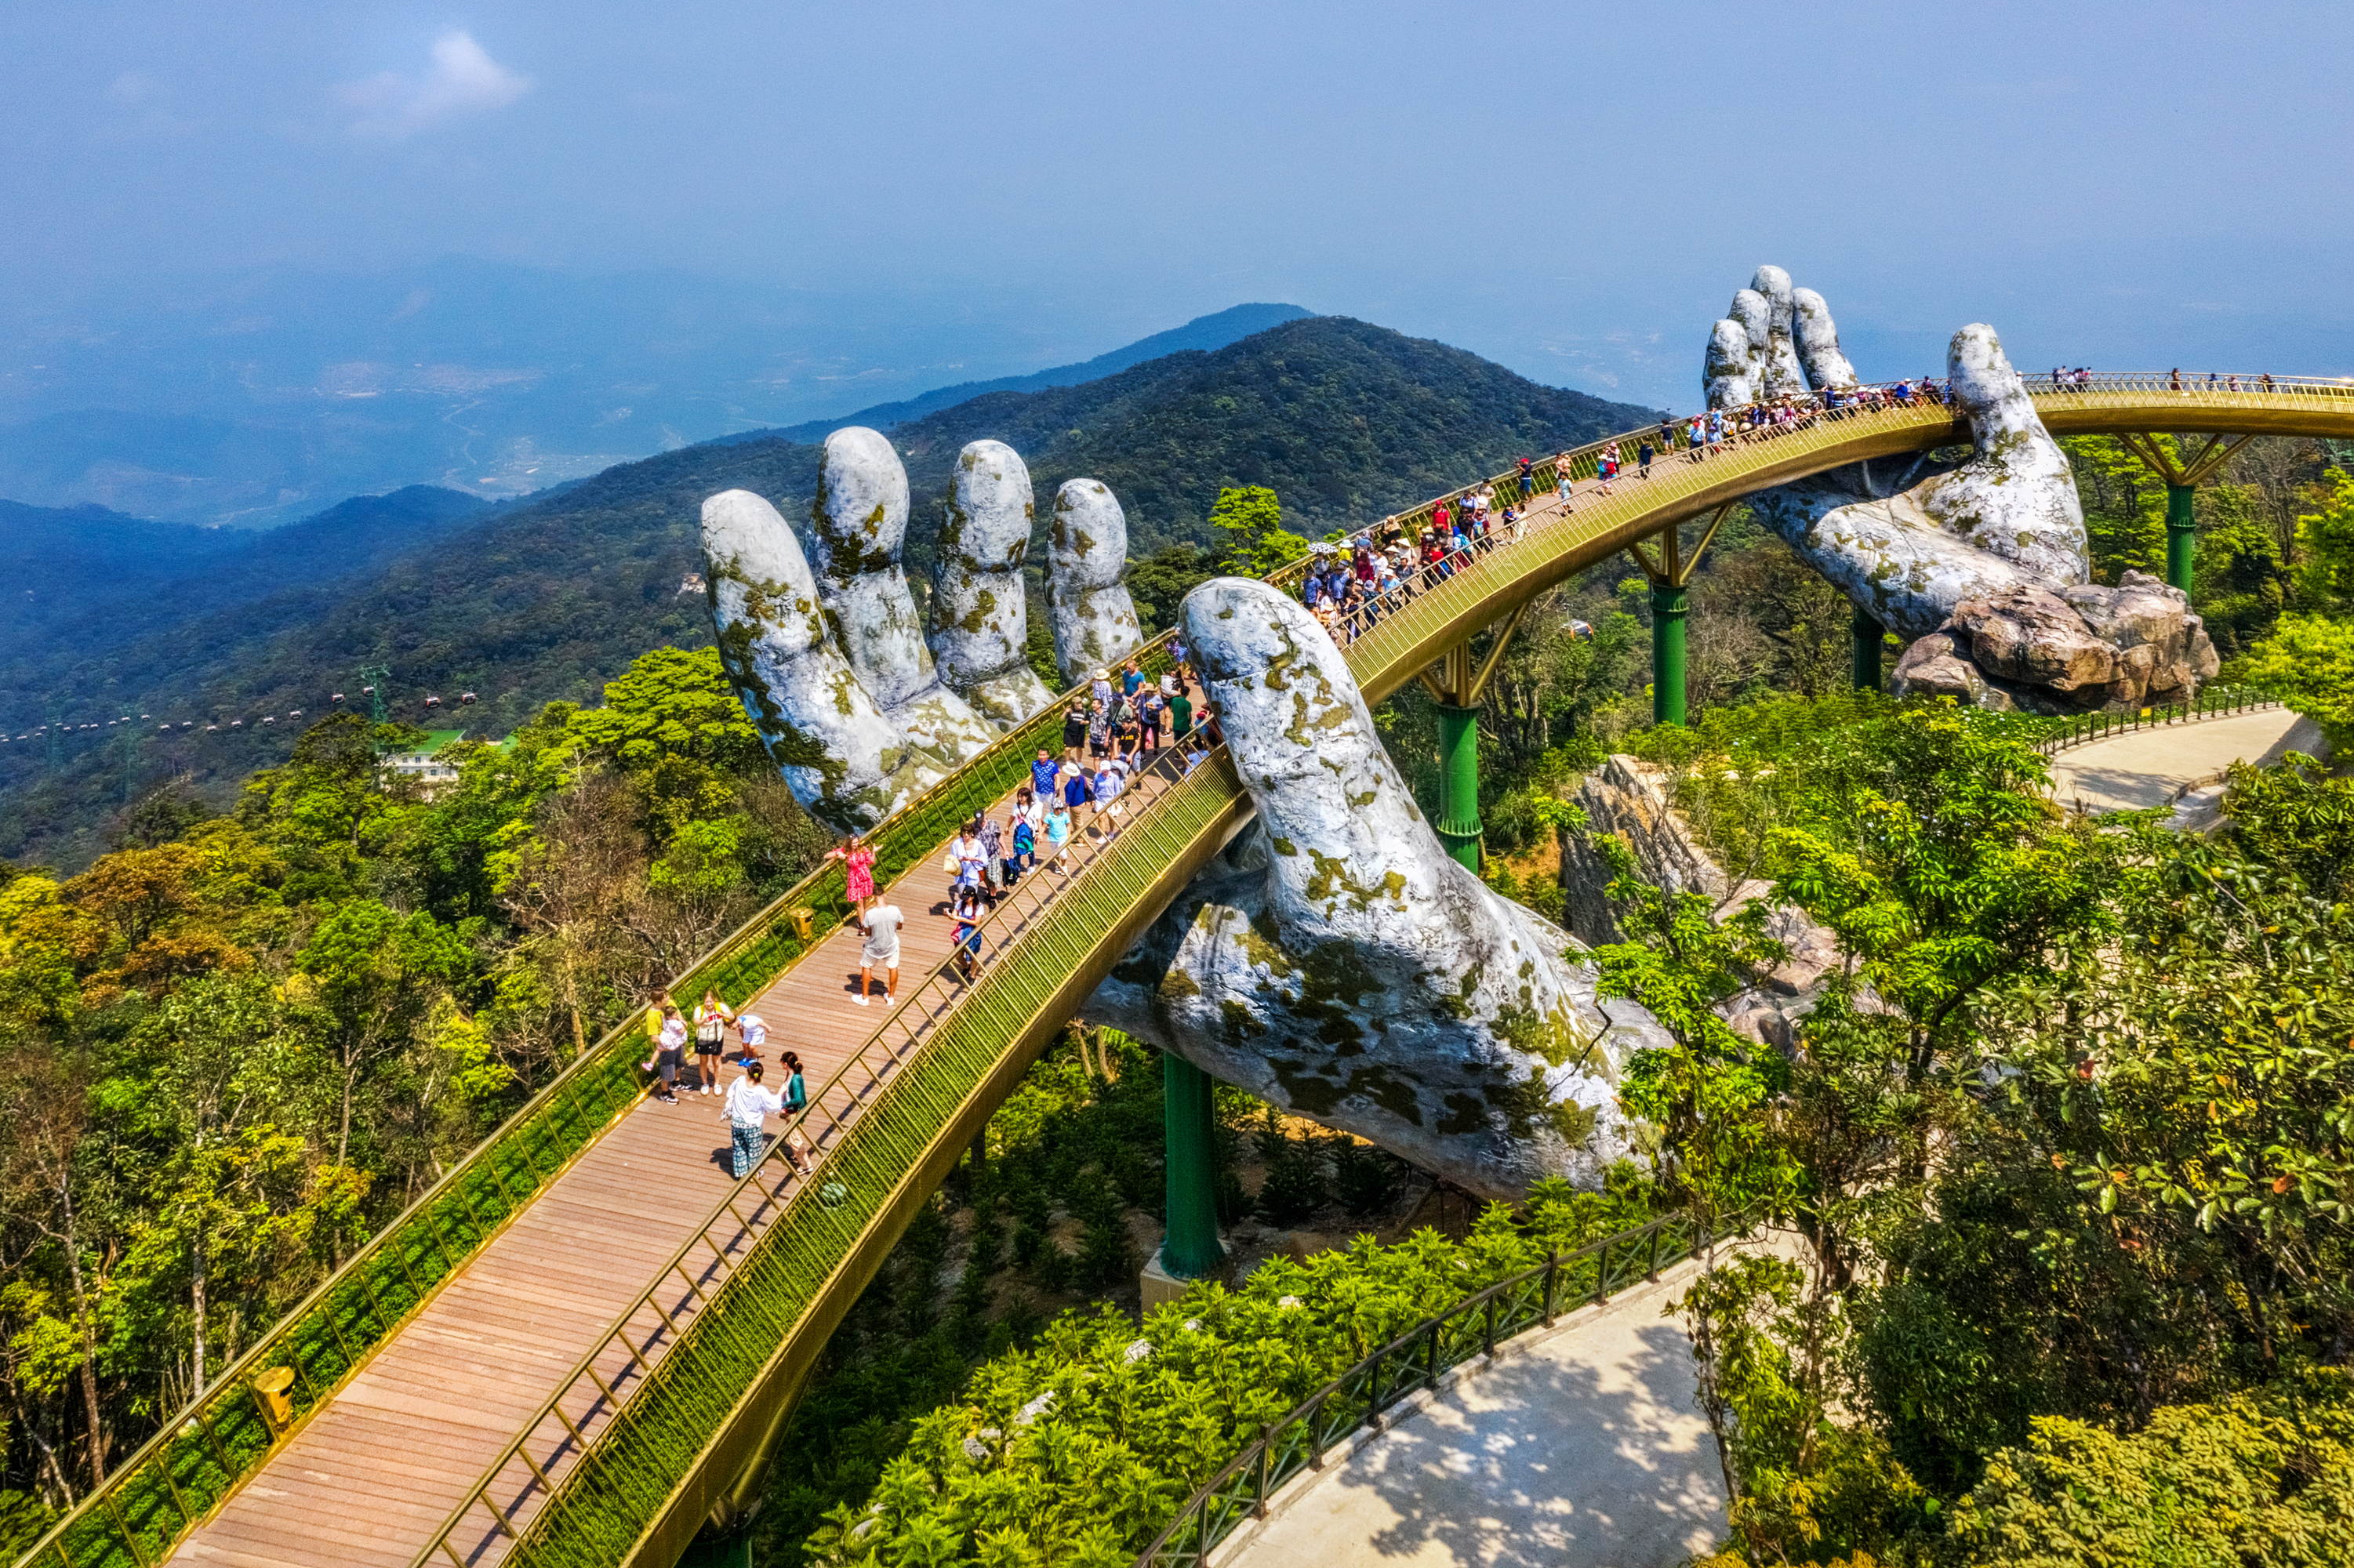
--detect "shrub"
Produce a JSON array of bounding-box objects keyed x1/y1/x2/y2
[
  {"x1": 1254, "y1": 1110, "x2": 1327, "y2": 1226},
  {"x1": 1952, "y1": 1367, "x2": 2354, "y2": 1566}
]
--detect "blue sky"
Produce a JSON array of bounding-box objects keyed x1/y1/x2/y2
[{"x1": 6, "y1": 2, "x2": 2354, "y2": 422}]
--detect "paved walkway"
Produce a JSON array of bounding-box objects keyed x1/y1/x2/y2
[
  {"x1": 2047, "y1": 709, "x2": 2326, "y2": 815},
  {"x1": 1222, "y1": 1250, "x2": 1750, "y2": 1568}
]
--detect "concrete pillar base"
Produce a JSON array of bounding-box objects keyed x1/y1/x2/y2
[{"x1": 1141, "y1": 1245, "x2": 1200, "y2": 1311}]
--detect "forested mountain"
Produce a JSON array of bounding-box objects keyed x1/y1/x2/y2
[
  {"x1": 0, "y1": 316, "x2": 1655, "y2": 868},
  {"x1": 735, "y1": 303, "x2": 1315, "y2": 445}
]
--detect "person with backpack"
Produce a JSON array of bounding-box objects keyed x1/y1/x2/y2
[
  {"x1": 692, "y1": 990, "x2": 735, "y2": 1096},
  {"x1": 1008, "y1": 811, "x2": 1035, "y2": 886}
]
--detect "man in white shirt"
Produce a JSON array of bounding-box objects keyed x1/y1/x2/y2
[
  {"x1": 858, "y1": 901, "x2": 903, "y2": 1006},
  {"x1": 722, "y1": 1062, "x2": 786, "y2": 1177}
]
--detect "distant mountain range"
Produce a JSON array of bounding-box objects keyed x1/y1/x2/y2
[
  {"x1": 712, "y1": 303, "x2": 1314, "y2": 445},
  {"x1": 0, "y1": 314, "x2": 1658, "y2": 868}
]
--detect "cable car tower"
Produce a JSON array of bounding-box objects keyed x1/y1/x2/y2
[{"x1": 358, "y1": 662, "x2": 391, "y2": 727}]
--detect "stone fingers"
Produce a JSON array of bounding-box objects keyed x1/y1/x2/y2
[
  {"x1": 1748, "y1": 266, "x2": 1809, "y2": 397},
  {"x1": 701, "y1": 489, "x2": 941, "y2": 832},
  {"x1": 1045, "y1": 479, "x2": 1142, "y2": 686},
  {"x1": 1791, "y1": 287, "x2": 1857, "y2": 390},
  {"x1": 811, "y1": 427, "x2": 996, "y2": 760},
  {"x1": 1705, "y1": 318, "x2": 1757, "y2": 410},
  {"x1": 930, "y1": 440, "x2": 1055, "y2": 728}
]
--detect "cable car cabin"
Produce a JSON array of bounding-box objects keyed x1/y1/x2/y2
[
  {"x1": 230, "y1": 720, "x2": 243, "y2": 728},
  {"x1": 332, "y1": 692, "x2": 346, "y2": 702},
  {"x1": 459, "y1": 691, "x2": 478, "y2": 705},
  {"x1": 424, "y1": 695, "x2": 442, "y2": 709}
]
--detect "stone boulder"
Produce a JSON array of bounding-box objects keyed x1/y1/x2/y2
[{"x1": 1892, "y1": 572, "x2": 2218, "y2": 714}]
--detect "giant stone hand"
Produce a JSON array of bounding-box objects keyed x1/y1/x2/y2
[
  {"x1": 1711, "y1": 267, "x2": 2215, "y2": 713},
  {"x1": 703, "y1": 428, "x2": 997, "y2": 832},
  {"x1": 1086, "y1": 579, "x2": 1669, "y2": 1200}
]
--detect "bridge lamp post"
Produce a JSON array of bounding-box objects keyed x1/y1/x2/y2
[
  {"x1": 1626, "y1": 504, "x2": 1735, "y2": 727},
  {"x1": 2113, "y1": 432, "x2": 2254, "y2": 595}
]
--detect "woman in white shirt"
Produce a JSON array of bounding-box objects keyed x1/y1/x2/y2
[{"x1": 722, "y1": 1062, "x2": 786, "y2": 1177}]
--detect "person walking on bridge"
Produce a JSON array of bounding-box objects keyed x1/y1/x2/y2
[
  {"x1": 1554, "y1": 451, "x2": 1575, "y2": 510},
  {"x1": 856, "y1": 898, "x2": 902, "y2": 1006},
  {"x1": 826, "y1": 833, "x2": 876, "y2": 911},
  {"x1": 722, "y1": 1061, "x2": 786, "y2": 1178}
]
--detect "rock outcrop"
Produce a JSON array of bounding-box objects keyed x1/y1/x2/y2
[
  {"x1": 1044, "y1": 479, "x2": 1143, "y2": 687},
  {"x1": 929, "y1": 440, "x2": 1057, "y2": 728},
  {"x1": 1559, "y1": 756, "x2": 1845, "y2": 1054},
  {"x1": 1087, "y1": 579, "x2": 1669, "y2": 1200},
  {"x1": 1891, "y1": 573, "x2": 2220, "y2": 714}
]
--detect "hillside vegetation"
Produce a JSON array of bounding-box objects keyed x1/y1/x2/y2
[{"x1": 1, "y1": 316, "x2": 1654, "y2": 869}]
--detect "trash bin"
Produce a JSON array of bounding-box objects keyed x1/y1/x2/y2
[
  {"x1": 252, "y1": 1367, "x2": 296, "y2": 1436},
  {"x1": 787, "y1": 907, "x2": 815, "y2": 944}
]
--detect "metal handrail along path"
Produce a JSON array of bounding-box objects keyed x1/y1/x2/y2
[{"x1": 1134, "y1": 1205, "x2": 1761, "y2": 1568}]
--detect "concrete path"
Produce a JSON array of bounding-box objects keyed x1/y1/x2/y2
[
  {"x1": 1219, "y1": 1251, "x2": 1746, "y2": 1568},
  {"x1": 2047, "y1": 709, "x2": 2325, "y2": 815}
]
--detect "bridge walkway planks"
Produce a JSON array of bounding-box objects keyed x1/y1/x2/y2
[{"x1": 163, "y1": 769, "x2": 1082, "y2": 1566}]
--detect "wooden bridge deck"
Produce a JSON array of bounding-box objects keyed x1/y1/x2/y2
[{"x1": 165, "y1": 776, "x2": 1064, "y2": 1566}]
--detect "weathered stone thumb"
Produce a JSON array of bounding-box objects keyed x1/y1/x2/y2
[
  {"x1": 928, "y1": 440, "x2": 1056, "y2": 727},
  {"x1": 1045, "y1": 478, "x2": 1142, "y2": 687},
  {"x1": 1126, "y1": 575, "x2": 1665, "y2": 1196},
  {"x1": 702, "y1": 489, "x2": 945, "y2": 833},
  {"x1": 1921, "y1": 326, "x2": 2090, "y2": 584}
]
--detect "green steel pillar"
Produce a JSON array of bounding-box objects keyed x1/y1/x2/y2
[
  {"x1": 1161, "y1": 1051, "x2": 1224, "y2": 1279},
  {"x1": 2165, "y1": 484, "x2": 2197, "y2": 593},
  {"x1": 1651, "y1": 583, "x2": 1689, "y2": 726},
  {"x1": 1851, "y1": 604, "x2": 1884, "y2": 692},
  {"x1": 1433, "y1": 702, "x2": 1484, "y2": 869},
  {"x1": 680, "y1": 1528, "x2": 754, "y2": 1568}
]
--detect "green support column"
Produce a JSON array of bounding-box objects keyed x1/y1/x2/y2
[
  {"x1": 1851, "y1": 604, "x2": 1884, "y2": 692},
  {"x1": 680, "y1": 1528, "x2": 754, "y2": 1568},
  {"x1": 2165, "y1": 484, "x2": 2197, "y2": 593},
  {"x1": 1161, "y1": 1051, "x2": 1224, "y2": 1279},
  {"x1": 1433, "y1": 702, "x2": 1484, "y2": 870},
  {"x1": 1651, "y1": 583, "x2": 1689, "y2": 726}
]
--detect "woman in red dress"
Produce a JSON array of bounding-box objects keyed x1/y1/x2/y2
[{"x1": 828, "y1": 834, "x2": 877, "y2": 910}]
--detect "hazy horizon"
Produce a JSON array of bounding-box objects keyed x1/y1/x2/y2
[{"x1": 7, "y1": 2, "x2": 2354, "y2": 521}]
